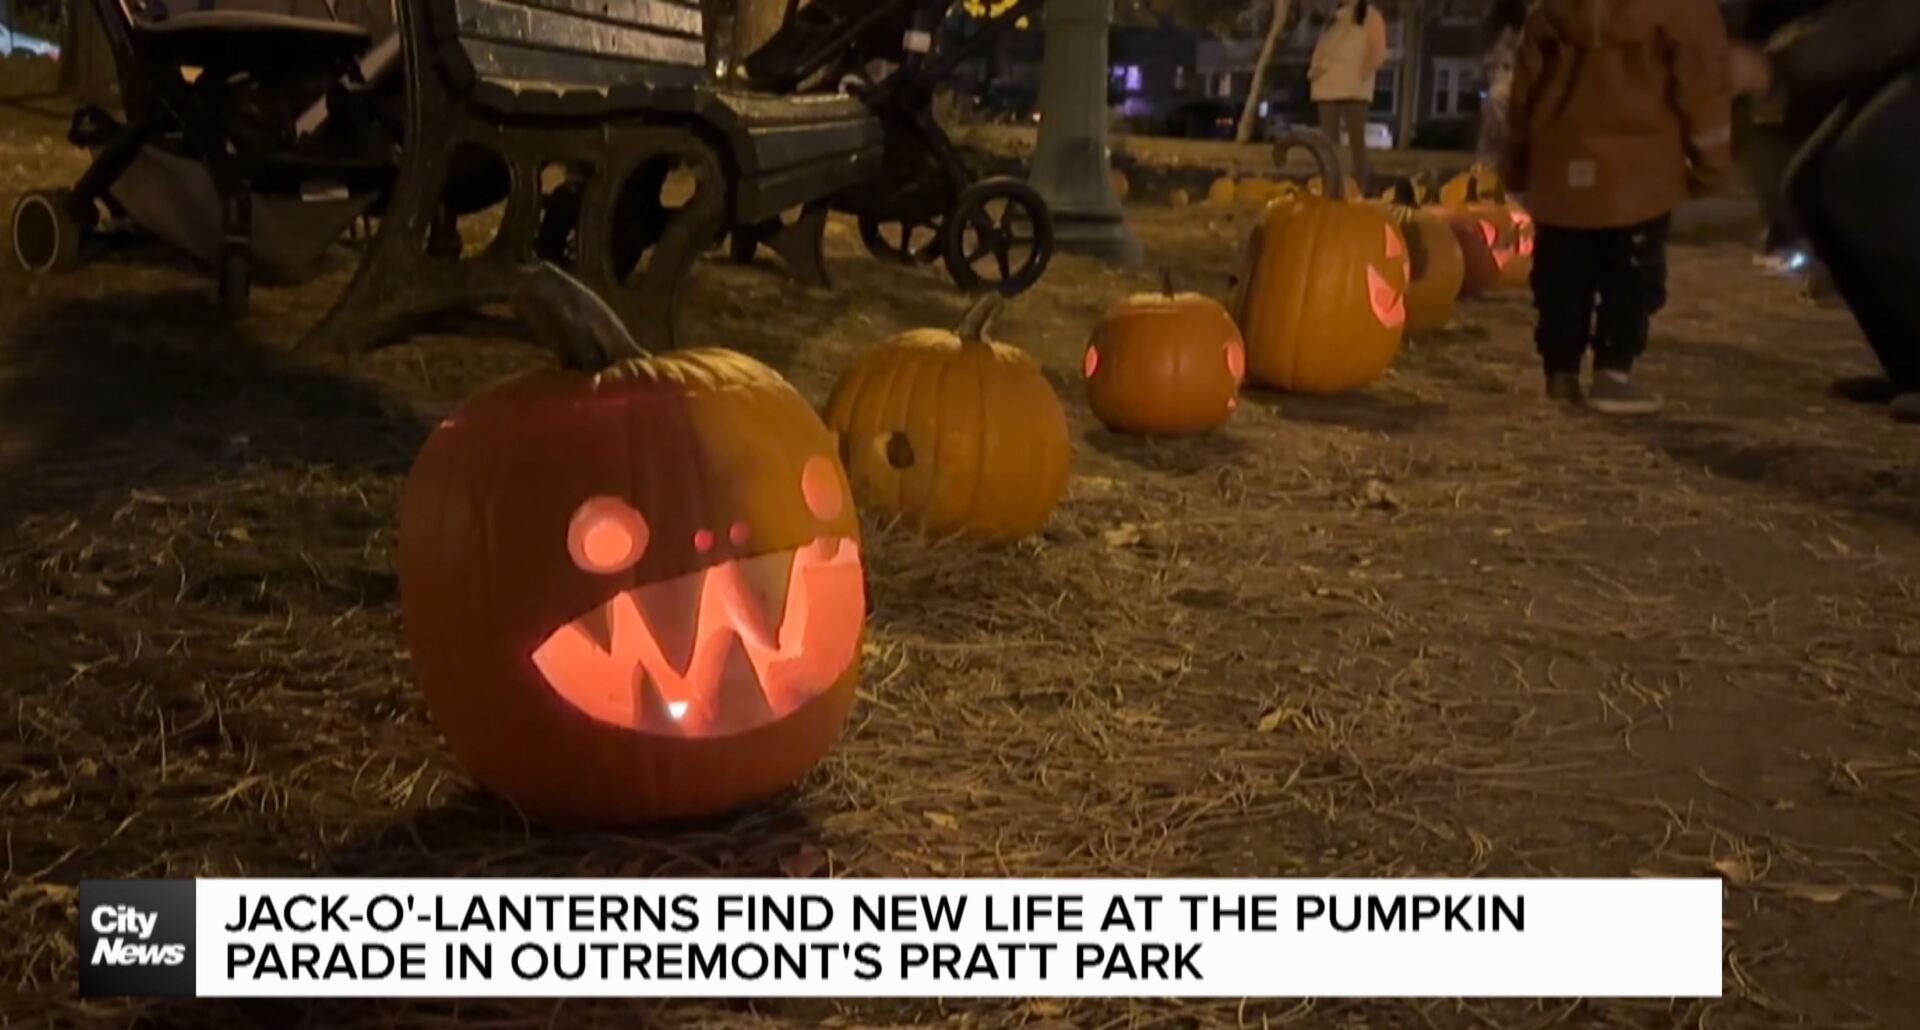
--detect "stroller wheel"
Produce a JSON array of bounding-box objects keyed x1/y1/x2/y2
[
  {"x1": 941, "y1": 178, "x2": 1054, "y2": 297},
  {"x1": 858, "y1": 213, "x2": 944, "y2": 266},
  {"x1": 11, "y1": 189, "x2": 89, "y2": 275}
]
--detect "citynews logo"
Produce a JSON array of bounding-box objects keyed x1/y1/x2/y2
[
  {"x1": 79, "y1": 880, "x2": 196, "y2": 997},
  {"x1": 89, "y1": 905, "x2": 187, "y2": 966}
]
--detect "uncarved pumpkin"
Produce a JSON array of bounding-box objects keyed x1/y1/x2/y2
[
  {"x1": 1438, "y1": 164, "x2": 1502, "y2": 207},
  {"x1": 1085, "y1": 271, "x2": 1247, "y2": 436},
  {"x1": 1381, "y1": 202, "x2": 1465, "y2": 333},
  {"x1": 1234, "y1": 130, "x2": 1409, "y2": 395},
  {"x1": 825, "y1": 297, "x2": 1072, "y2": 541},
  {"x1": 1170, "y1": 188, "x2": 1191, "y2": 208},
  {"x1": 1207, "y1": 177, "x2": 1237, "y2": 205},
  {"x1": 399, "y1": 265, "x2": 865, "y2": 826}
]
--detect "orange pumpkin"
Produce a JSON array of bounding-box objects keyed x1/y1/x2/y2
[
  {"x1": 1234, "y1": 131, "x2": 1409, "y2": 395},
  {"x1": 1085, "y1": 271, "x2": 1247, "y2": 435},
  {"x1": 1110, "y1": 169, "x2": 1131, "y2": 203},
  {"x1": 1442, "y1": 203, "x2": 1512, "y2": 299},
  {"x1": 1170, "y1": 188, "x2": 1192, "y2": 208},
  {"x1": 1206, "y1": 177, "x2": 1237, "y2": 205},
  {"x1": 1380, "y1": 198, "x2": 1465, "y2": 334},
  {"x1": 399, "y1": 265, "x2": 865, "y2": 826},
  {"x1": 825, "y1": 297, "x2": 1072, "y2": 541},
  {"x1": 1497, "y1": 205, "x2": 1536, "y2": 289}
]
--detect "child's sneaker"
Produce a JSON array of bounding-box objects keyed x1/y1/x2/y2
[
  {"x1": 1587, "y1": 371, "x2": 1664, "y2": 415},
  {"x1": 1546, "y1": 372, "x2": 1583, "y2": 404}
]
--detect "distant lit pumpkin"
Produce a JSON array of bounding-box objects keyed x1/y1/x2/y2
[
  {"x1": 825, "y1": 297, "x2": 1071, "y2": 541},
  {"x1": 1442, "y1": 203, "x2": 1510, "y2": 299},
  {"x1": 1234, "y1": 131, "x2": 1408, "y2": 395},
  {"x1": 1381, "y1": 202, "x2": 1465, "y2": 333},
  {"x1": 1438, "y1": 164, "x2": 1502, "y2": 207},
  {"x1": 400, "y1": 265, "x2": 865, "y2": 826},
  {"x1": 1085, "y1": 271, "x2": 1246, "y2": 435},
  {"x1": 1497, "y1": 205, "x2": 1535, "y2": 288}
]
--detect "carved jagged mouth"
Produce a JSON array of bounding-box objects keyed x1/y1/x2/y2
[{"x1": 531, "y1": 538, "x2": 865, "y2": 736}]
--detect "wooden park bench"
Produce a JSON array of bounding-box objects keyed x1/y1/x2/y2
[{"x1": 300, "y1": 0, "x2": 885, "y2": 357}]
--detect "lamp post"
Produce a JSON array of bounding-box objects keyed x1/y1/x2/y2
[{"x1": 1028, "y1": 0, "x2": 1142, "y2": 267}]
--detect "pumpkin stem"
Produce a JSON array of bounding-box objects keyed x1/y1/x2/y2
[
  {"x1": 513, "y1": 262, "x2": 650, "y2": 372},
  {"x1": 1160, "y1": 267, "x2": 1177, "y2": 299},
  {"x1": 1273, "y1": 128, "x2": 1348, "y2": 201},
  {"x1": 955, "y1": 293, "x2": 1007, "y2": 347}
]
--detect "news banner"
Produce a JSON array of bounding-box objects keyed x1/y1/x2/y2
[{"x1": 79, "y1": 878, "x2": 1722, "y2": 998}]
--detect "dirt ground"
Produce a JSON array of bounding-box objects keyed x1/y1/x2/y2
[{"x1": 4, "y1": 60, "x2": 1920, "y2": 1029}]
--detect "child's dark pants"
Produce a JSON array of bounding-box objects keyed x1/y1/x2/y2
[{"x1": 1530, "y1": 215, "x2": 1672, "y2": 375}]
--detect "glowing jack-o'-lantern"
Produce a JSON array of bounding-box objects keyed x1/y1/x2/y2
[
  {"x1": 825, "y1": 296, "x2": 1071, "y2": 542},
  {"x1": 1496, "y1": 206, "x2": 1535, "y2": 289},
  {"x1": 1084, "y1": 270, "x2": 1246, "y2": 435},
  {"x1": 399, "y1": 265, "x2": 865, "y2": 826},
  {"x1": 1377, "y1": 193, "x2": 1466, "y2": 334},
  {"x1": 1233, "y1": 130, "x2": 1409, "y2": 395}
]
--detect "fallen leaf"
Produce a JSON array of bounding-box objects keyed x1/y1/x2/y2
[
  {"x1": 20, "y1": 784, "x2": 66, "y2": 809},
  {"x1": 1712, "y1": 856, "x2": 1755, "y2": 886},
  {"x1": 778, "y1": 847, "x2": 829, "y2": 880},
  {"x1": 1256, "y1": 709, "x2": 1287, "y2": 733},
  {"x1": 1775, "y1": 883, "x2": 1848, "y2": 903},
  {"x1": 223, "y1": 526, "x2": 252, "y2": 543},
  {"x1": 1026, "y1": 1000, "x2": 1069, "y2": 1018},
  {"x1": 924, "y1": 811, "x2": 959, "y2": 831},
  {"x1": 1103, "y1": 525, "x2": 1143, "y2": 549}
]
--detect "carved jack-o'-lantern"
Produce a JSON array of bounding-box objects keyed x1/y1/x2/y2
[
  {"x1": 1233, "y1": 130, "x2": 1408, "y2": 395},
  {"x1": 399, "y1": 265, "x2": 865, "y2": 826},
  {"x1": 825, "y1": 296, "x2": 1071, "y2": 542},
  {"x1": 1496, "y1": 205, "x2": 1535, "y2": 289},
  {"x1": 1085, "y1": 271, "x2": 1246, "y2": 436},
  {"x1": 1378, "y1": 194, "x2": 1466, "y2": 334}
]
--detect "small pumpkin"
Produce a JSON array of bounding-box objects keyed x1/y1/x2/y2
[
  {"x1": 1233, "y1": 130, "x2": 1408, "y2": 395},
  {"x1": 1110, "y1": 169, "x2": 1131, "y2": 203},
  {"x1": 1085, "y1": 270, "x2": 1247, "y2": 436},
  {"x1": 1239, "y1": 178, "x2": 1279, "y2": 205},
  {"x1": 1443, "y1": 200, "x2": 1530, "y2": 297},
  {"x1": 399, "y1": 265, "x2": 866, "y2": 826},
  {"x1": 1206, "y1": 177, "x2": 1237, "y2": 205},
  {"x1": 1170, "y1": 188, "x2": 1191, "y2": 208},
  {"x1": 1496, "y1": 205, "x2": 1535, "y2": 289},
  {"x1": 1379, "y1": 188, "x2": 1465, "y2": 334},
  {"x1": 825, "y1": 297, "x2": 1072, "y2": 541}
]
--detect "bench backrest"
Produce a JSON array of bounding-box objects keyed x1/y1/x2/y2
[{"x1": 427, "y1": 0, "x2": 712, "y2": 92}]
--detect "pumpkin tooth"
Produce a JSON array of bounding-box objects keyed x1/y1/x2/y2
[
  {"x1": 732, "y1": 548, "x2": 798, "y2": 646},
  {"x1": 628, "y1": 572, "x2": 704, "y2": 675}
]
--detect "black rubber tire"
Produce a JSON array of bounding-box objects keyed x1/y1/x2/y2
[
  {"x1": 10, "y1": 189, "x2": 86, "y2": 275},
  {"x1": 858, "y1": 212, "x2": 944, "y2": 267},
  {"x1": 940, "y1": 177, "x2": 1054, "y2": 297}
]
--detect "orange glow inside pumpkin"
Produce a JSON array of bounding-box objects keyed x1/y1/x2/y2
[
  {"x1": 532, "y1": 458, "x2": 865, "y2": 738},
  {"x1": 1083, "y1": 345, "x2": 1100, "y2": 380},
  {"x1": 1225, "y1": 340, "x2": 1246, "y2": 381},
  {"x1": 568, "y1": 498, "x2": 649, "y2": 575},
  {"x1": 1367, "y1": 264, "x2": 1407, "y2": 329}
]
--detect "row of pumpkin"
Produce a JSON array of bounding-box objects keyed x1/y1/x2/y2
[{"x1": 390, "y1": 145, "x2": 1534, "y2": 825}]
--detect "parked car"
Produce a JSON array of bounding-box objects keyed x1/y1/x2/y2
[{"x1": 1264, "y1": 113, "x2": 1395, "y2": 150}]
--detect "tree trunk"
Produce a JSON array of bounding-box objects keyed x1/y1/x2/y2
[
  {"x1": 1396, "y1": 3, "x2": 1425, "y2": 149},
  {"x1": 1234, "y1": 0, "x2": 1292, "y2": 144}
]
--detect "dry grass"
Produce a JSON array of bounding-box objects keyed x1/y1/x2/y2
[{"x1": 5, "y1": 60, "x2": 1920, "y2": 1028}]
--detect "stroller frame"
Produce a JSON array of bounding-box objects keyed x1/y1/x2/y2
[
  {"x1": 733, "y1": 0, "x2": 1056, "y2": 296},
  {"x1": 9, "y1": 0, "x2": 398, "y2": 316}
]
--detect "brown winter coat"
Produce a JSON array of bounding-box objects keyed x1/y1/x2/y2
[{"x1": 1501, "y1": 0, "x2": 1736, "y2": 229}]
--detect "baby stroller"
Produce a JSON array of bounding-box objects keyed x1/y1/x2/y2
[
  {"x1": 740, "y1": 0, "x2": 1056, "y2": 296},
  {"x1": 9, "y1": 0, "x2": 403, "y2": 316}
]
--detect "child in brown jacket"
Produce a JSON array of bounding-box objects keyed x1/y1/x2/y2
[{"x1": 1502, "y1": 0, "x2": 1736, "y2": 414}]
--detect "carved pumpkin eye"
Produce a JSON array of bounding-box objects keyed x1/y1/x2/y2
[
  {"x1": 874, "y1": 432, "x2": 916, "y2": 471},
  {"x1": 802, "y1": 454, "x2": 846, "y2": 520},
  {"x1": 1384, "y1": 225, "x2": 1404, "y2": 260},
  {"x1": 568, "y1": 497, "x2": 649, "y2": 575},
  {"x1": 1084, "y1": 345, "x2": 1101, "y2": 380},
  {"x1": 1225, "y1": 340, "x2": 1246, "y2": 382},
  {"x1": 1367, "y1": 264, "x2": 1407, "y2": 330},
  {"x1": 1480, "y1": 220, "x2": 1498, "y2": 248}
]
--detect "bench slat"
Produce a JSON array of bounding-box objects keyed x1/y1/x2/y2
[{"x1": 445, "y1": 0, "x2": 707, "y2": 89}]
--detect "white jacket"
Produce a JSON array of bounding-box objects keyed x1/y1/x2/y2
[{"x1": 1310, "y1": 5, "x2": 1389, "y2": 103}]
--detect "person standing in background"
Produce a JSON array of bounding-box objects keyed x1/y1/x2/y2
[
  {"x1": 1309, "y1": 0, "x2": 1389, "y2": 189},
  {"x1": 1476, "y1": 0, "x2": 1536, "y2": 168}
]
